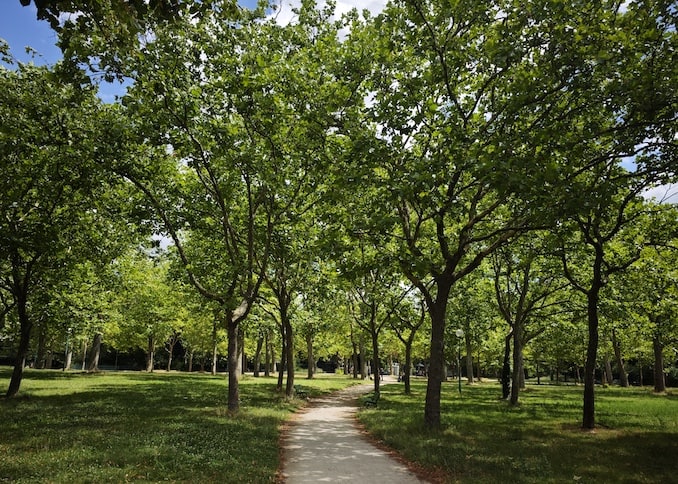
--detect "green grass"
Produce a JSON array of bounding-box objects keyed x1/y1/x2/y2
[
  {"x1": 358, "y1": 379, "x2": 678, "y2": 483},
  {"x1": 0, "y1": 368, "x2": 358, "y2": 483}
]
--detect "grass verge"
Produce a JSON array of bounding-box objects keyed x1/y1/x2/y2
[
  {"x1": 358, "y1": 379, "x2": 678, "y2": 483},
  {"x1": 0, "y1": 368, "x2": 357, "y2": 483}
]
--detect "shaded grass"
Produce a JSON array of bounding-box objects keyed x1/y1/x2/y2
[
  {"x1": 358, "y1": 379, "x2": 678, "y2": 483},
  {"x1": 0, "y1": 368, "x2": 357, "y2": 483}
]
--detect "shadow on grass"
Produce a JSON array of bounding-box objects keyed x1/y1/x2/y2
[
  {"x1": 359, "y1": 381, "x2": 678, "y2": 483},
  {"x1": 0, "y1": 369, "x2": 292, "y2": 483}
]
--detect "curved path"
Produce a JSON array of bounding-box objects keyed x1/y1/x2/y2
[{"x1": 280, "y1": 379, "x2": 426, "y2": 483}]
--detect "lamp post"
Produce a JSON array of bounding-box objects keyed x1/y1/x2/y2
[{"x1": 455, "y1": 329, "x2": 464, "y2": 395}]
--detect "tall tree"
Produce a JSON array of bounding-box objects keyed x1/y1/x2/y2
[
  {"x1": 0, "y1": 60, "x2": 121, "y2": 397},
  {"x1": 114, "y1": 1, "x2": 365, "y2": 411}
]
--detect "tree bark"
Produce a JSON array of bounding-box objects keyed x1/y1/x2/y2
[
  {"x1": 306, "y1": 331, "x2": 314, "y2": 380},
  {"x1": 582, "y1": 256, "x2": 603, "y2": 430},
  {"x1": 88, "y1": 333, "x2": 102, "y2": 372},
  {"x1": 6, "y1": 288, "x2": 31, "y2": 398},
  {"x1": 145, "y1": 336, "x2": 154, "y2": 372},
  {"x1": 227, "y1": 320, "x2": 240, "y2": 412},
  {"x1": 403, "y1": 336, "x2": 413, "y2": 395},
  {"x1": 501, "y1": 330, "x2": 512, "y2": 399},
  {"x1": 510, "y1": 322, "x2": 523, "y2": 405},
  {"x1": 371, "y1": 330, "x2": 381, "y2": 397},
  {"x1": 611, "y1": 329, "x2": 629, "y2": 387},
  {"x1": 284, "y1": 317, "x2": 294, "y2": 397},
  {"x1": 424, "y1": 277, "x2": 452, "y2": 429},
  {"x1": 253, "y1": 334, "x2": 264, "y2": 377},
  {"x1": 603, "y1": 354, "x2": 613, "y2": 386},
  {"x1": 277, "y1": 323, "x2": 286, "y2": 391},
  {"x1": 465, "y1": 332, "x2": 474, "y2": 384},
  {"x1": 652, "y1": 334, "x2": 666, "y2": 393}
]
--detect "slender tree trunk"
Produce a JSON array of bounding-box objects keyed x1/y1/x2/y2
[
  {"x1": 88, "y1": 333, "x2": 102, "y2": 372},
  {"x1": 6, "y1": 291, "x2": 31, "y2": 398},
  {"x1": 36, "y1": 324, "x2": 47, "y2": 369},
  {"x1": 145, "y1": 336, "x2": 154, "y2": 372},
  {"x1": 652, "y1": 334, "x2": 666, "y2": 393},
  {"x1": 284, "y1": 318, "x2": 294, "y2": 397},
  {"x1": 359, "y1": 338, "x2": 367, "y2": 380},
  {"x1": 188, "y1": 351, "x2": 193, "y2": 372},
  {"x1": 603, "y1": 354, "x2": 613, "y2": 386},
  {"x1": 211, "y1": 318, "x2": 219, "y2": 375},
  {"x1": 403, "y1": 338, "x2": 413, "y2": 395},
  {"x1": 237, "y1": 327, "x2": 245, "y2": 378},
  {"x1": 264, "y1": 331, "x2": 271, "y2": 377},
  {"x1": 253, "y1": 335, "x2": 264, "y2": 377},
  {"x1": 371, "y1": 330, "x2": 381, "y2": 397},
  {"x1": 227, "y1": 319, "x2": 240, "y2": 412},
  {"x1": 277, "y1": 323, "x2": 286, "y2": 391},
  {"x1": 583, "y1": 280, "x2": 602, "y2": 429},
  {"x1": 306, "y1": 331, "x2": 314, "y2": 380},
  {"x1": 351, "y1": 341, "x2": 359, "y2": 379},
  {"x1": 510, "y1": 323, "x2": 523, "y2": 405},
  {"x1": 639, "y1": 360, "x2": 644, "y2": 386},
  {"x1": 611, "y1": 330, "x2": 628, "y2": 387},
  {"x1": 81, "y1": 340, "x2": 88, "y2": 372},
  {"x1": 64, "y1": 348, "x2": 73, "y2": 371},
  {"x1": 502, "y1": 329, "x2": 512, "y2": 399},
  {"x1": 465, "y1": 333, "x2": 474, "y2": 384}
]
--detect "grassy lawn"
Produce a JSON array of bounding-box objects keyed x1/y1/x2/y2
[
  {"x1": 0, "y1": 368, "x2": 357, "y2": 483},
  {"x1": 358, "y1": 379, "x2": 678, "y2": 483}
]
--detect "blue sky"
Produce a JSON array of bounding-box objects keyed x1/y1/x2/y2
[{"x1": 0, "y1": 0, "x2": 261, "y2": 66}]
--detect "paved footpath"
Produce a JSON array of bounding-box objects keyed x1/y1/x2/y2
[{"x1": 280, "y1": 379, "x2": 426, "y2": 483}]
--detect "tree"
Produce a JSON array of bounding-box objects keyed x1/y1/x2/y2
[
  {"x1": 391, "y1": 292, "x2": 428, "y2": 394},
  {"x1": 491, "y1": 236, "x2": 570, "y2": 404},
  {"x1": 0, "y1": 60, "x2": 122, "y2": 397}
]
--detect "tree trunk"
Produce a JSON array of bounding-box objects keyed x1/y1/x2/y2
[
  {"x1": 284, "y1": 317, "x2": 295, "y2": 397},
  {"x1": 652, "y1": 334, "x2": 666, "y2": 393},
  {"x1": 36, "y1": 324, "x2": 47, "y2": 369},
  {"x1": 403, "y1": 337, "x2": 413, "y2": 395},
  {"x1": 603, "y1": 354, "x2": 613, "y2": 386},
  {"x1": 371, "y1": 330, "x2": 381, "y2": 397},
  {"x1": 237, "y1": 327, "x2": 245, "y2": 378},
  {"x1": 64, "y1": 347, "x2": 73, "y2": 371},
  {"x1": 227, "y1": 319, "x2": 240, "y2": 412},
  {"x1": 81, "y1": 340, "x2": 88, "y2": 372},
  {"x1": 145, "y1": 336, "x2": 154, "y2": 372},
  {"x1": 306, "y1": 331, "x2": 314, "y2": 380},
  {"x1": 211, "y1": 318, "x2": 219, "y2": 375},
  {"x1": 6, "y1": 290, "x2": 31, "y2": 398},
  {"x1": 611, "y1": 329, "x2": 629, "y2": 387},
  {"x1": 465, "y1": 333, "x2": 474, "y2": 384},
  {"x1": 359, "y1": 338, "x2": 367, "y2": 380},
  {"x1": 510, "y1": 323, "x2": 523, "y2": 405},
  {"x1": 424, "y1": 278, "x2": 452, "y2": 429},
  {"x1": 45, "y1": 350, "x2": 53, "y2": 369},
  {"x1": 501, "y1": 330, "x2": 512, "y2": 399},
  {"x1": 88, "y1": 333, "x2": 102, "y2": 372},
  {"x1": 264, "y1": 331, "x2": 271, "y2": 377},
  {"x1": 582, "y1": 279, "x2": 602, "y2": 429},
  {"x1": 188, "y1": 351, "x2": 194, "y2": 372},
  {"x1": 253, "y1": 334, "x2": 264, "y2": 377},
  {"x1": 277, "y1": 323, "x2": 286, "y2": 391}
]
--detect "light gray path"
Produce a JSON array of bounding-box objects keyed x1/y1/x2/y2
[{"x1": 281, "y1": 379, "x2": 426, "y2": 483}]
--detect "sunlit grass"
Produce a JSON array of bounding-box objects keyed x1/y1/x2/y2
[
  {"x1": 0, "y1": 368, "x2": 358, "y2": 483},
  {"x1": 358, "y1": 379, "x2": 678, "y2": 483}
]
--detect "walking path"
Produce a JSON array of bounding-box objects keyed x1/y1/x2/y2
[{"x1": 279, "y1": 378, "x2": 427, "y2": 483}]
